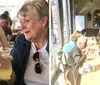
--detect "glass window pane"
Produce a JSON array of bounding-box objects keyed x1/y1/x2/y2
[{"x1": 75, "y1": 15, "x2": 85, "y2": 31}]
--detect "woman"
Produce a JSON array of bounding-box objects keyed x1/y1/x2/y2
[{"x1": 10, "y1": 0, "x2": 49, "y2": 85}]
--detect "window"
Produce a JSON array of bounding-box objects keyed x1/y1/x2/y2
[{"x1": 75, "y1": 15, "x2": 85, "y2": 31}]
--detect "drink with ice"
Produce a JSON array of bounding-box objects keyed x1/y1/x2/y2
[{"x1": 0, "y1": 47, "x2": 12, "y2": 80}]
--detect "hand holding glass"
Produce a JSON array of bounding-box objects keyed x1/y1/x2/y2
[{"x1": 0, "y1": 47, "x2": 12, "y2": 80}]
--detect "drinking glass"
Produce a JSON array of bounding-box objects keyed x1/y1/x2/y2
[{"x1": 0, "y1": 47, "x2": 12, "y2": 80}]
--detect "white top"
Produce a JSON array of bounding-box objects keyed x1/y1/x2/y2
[{"x1": 24, "y1": 42, "x2": 49, "y2": 85}]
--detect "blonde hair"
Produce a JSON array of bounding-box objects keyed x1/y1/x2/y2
[
  {"x1": 70, "y1": 30, "x2": 81, "y2": 41},
  {"x1": 17, "y1": 0, "x2": 49, "y2": 28}
]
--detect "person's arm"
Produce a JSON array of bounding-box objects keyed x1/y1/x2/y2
[
  {"x1": 71, "y1": 46, "x2": 86, "y2": 65},
  {"x1": 0, "y1": 27, "x2": 10, "y2": 47},
  {"x1": 70, "y1": 46, "x2": 81, "y2": 63},
  {"x1": 9, "y1": 35, "x2": 20, "y2": 85},
  {"x1": 72, "y1": 52, "x2": 81, "y2": 63},
  {"x1": 0, "y1": 55, "x2": 16, "y2": 85}
]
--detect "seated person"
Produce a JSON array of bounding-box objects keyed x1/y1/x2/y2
[
  {"x1": 81, "y1": 29, "x2": 87, "y2": 36},
  {"x1": 4, "y1": 11, "x2": 12, "y2": 28},
  {"x1": 0, "y1": 13, "x2": 15, "y2": 41},
  {"x1": 64, "y1": 30, "x2": 81, "y2": 55},
  {"x1": 67, "y1": 37, "x2": 87, "y2": 85},
  {"x1": 0, "y1": 14, "x2": 12, "y2": 36},
  {"x1": 68, "y1": 37, "x2": 87, "y2": 64},
  {"x1": 0, "y1": 0, "x2": 49, "y2": 85}
]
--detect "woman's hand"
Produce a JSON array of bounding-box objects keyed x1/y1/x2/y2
[
  {"x1": 0, "y1": 55, "x2": 13, "y2": 68},
  {"x1": 0, "y1": 56, "x2": 6, "y2": 68},
  {"x1": 0, "y1": 55, "x2": 15, "y2": 85}
]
